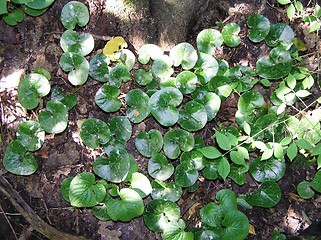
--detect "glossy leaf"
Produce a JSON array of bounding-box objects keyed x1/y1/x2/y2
[
  {"x1": 51, "y1": 87, "x2": 77, "y2": 110},
  {"x1": 175, "y1": 71, "x2": 198, "y2": 94},
  {"x1": 39, "y1": 100, "x2": 68, "y2": 134},
  {"x1": 218, "y1": 157, "x2": 230, "y2": 181},
  {"x1": 60, "y1": 29, "x2": 94, "y2": 56},
  {"x1": 222, "y1": 23, "x2": 241, "y2": 47},
  {"x1": 135, "y1": 129, "x2": 163, "y2": 158},
  {"x1": 196, "y1": 29, "x2": 223, "y2": 55},
  {"x1": 247, "y1": 14, "x2": 270, "y2": 42},
  {"x1": 95, "y1": 85, "x2": 122, "y2": 113},
  {"x1": 108, "y1": 65, "x2": 131, "y2": 87},
  {"x1": 107, "y1": 116, "x2": 132, "y2": 143},
  {"x1": 310, "y1": 170, "x2": 321, "y2": 193},
  {"x1": 21, "y1": 5, "x2": 47, "y2": 17},
  {"x1": 89, "y1": 54, "x2": 110, "y2": 82},
  {"x1": 250, "y1": 157, "x2": 286, "y2": 182},
  {"x1": 198, "y1": 146, "x2": 222, "y2": 159},
  {"x1": 151, "y1": 180, "x2": 182, "y2": 202},
  {"x1": 25, "y1": 0, "x2": 54, "y2": 10},
  {"x1": 60, "y1": 1, "x2": 89, "y2": 29},
  {"x1": 163, "y1": 129, "x2": 194, "y2": 159},
  {"x1": 119, "y1": 49, "x2": 135, "y2": 70},
  {"x1": 3, "y1": 10, "x2": 24, "y2": 26},
  {"x1": 3, "y1": 140, "x2": 38, "y2": 175},
  {"x1": 80, "y1": 118, "x2": 111, "y2": 149},
  {"x1": 151, "y1": 55, "x2": 174, "y2": 79},
  {"x1": 103, "y1": 36, "x2": 128, "y2": 61},
  {"x1": 0, "y1": 0, "x2": 7, "y2": 15},
  {"x1": 229, "y1": 163, "x2": 249, "y2": 185},
  {"x1": 169, "y1": 42, "x2": 198, "y2": 70},
  {"x1": 297, "y1": 181, "x2": 315, "y2": 199},
  {"x1": 148, "y1": 154, "x2": 174, "y2": 181},
  {"x1": 130, "y1": 172, "x2": 152, "y2": 198},
  {"x1": 134, "y1": 69, "x2": 153, "y2": 86},
  {"x1": 215, "y1": 132, "x2": 231, "y2": 151},
  {"x1": 126, "y1": 89, "x2": 150, "y2": 123},
  {"x1": 138, "y1": 44, "x2": 163, "y2": 64},
  {"x1": 194, "y1": 52, "x2": 219, "y2": 84},
  {"x1": 174, "y1": 161, "x2": 198, "y2": 188},
  {"x1": 16, "y1": 121, "x2": 45, "y2": 151},
  {"x1": 192, "y1": 90, "x2": 221, "y2": 121},
  {"x1": 60, "y1": 177, "x2": 73, "y2": 203},
  {"x1": 229, "y1": 65, "x2": 257, "y2": 92},
  {"x1": 178, "y1": 100, "x2": 207, "y2": 131},
  {"x1": 238, "y1": 90, "x2": 264, "y2": 115},
  {"x1": 180, "y1": 150, "x2": 205, "y2": 170},
  {"x1": 162, "y1": 220, "x2": 193, "y2": 240},
  {"x1": 265, "y1": 23, "x2": 294, "y2": 49}
]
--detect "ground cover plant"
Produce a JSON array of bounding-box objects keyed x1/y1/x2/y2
[{"x1": 1, "y1": 0, "x2": 321, "y2": 239}]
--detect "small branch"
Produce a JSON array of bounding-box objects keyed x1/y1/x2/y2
[{"x1": 0, "y1": 202, "x2": 18, "y2": 240}]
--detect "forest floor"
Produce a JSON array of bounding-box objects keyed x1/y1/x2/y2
[{"x1": 1, "y1": 0, "x2": 321, "y2": 239}]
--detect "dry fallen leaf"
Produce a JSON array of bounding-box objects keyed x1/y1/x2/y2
[{"x1": 103, "y1": 36, "x2": 128, "y2": 61}]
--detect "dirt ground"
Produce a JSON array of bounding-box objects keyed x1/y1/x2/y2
[{"x1": 1, "y1": 0, "x2": 321, "y2": 239}]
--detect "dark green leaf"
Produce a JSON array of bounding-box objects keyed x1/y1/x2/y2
[{"x1": 80, "y1": 118, "x2": 110, "y2": 149}]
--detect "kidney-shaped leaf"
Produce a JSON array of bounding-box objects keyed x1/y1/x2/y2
[
  {"x1": 163, "y1": 129, "x2": 194, "y2": 159},
  {"x1": 247, "y1": 14, "x2": 271, "y2": 43},
  {"x1": 194, "y1": 52, "x2": 219, "y2": 84},
  {"x1": 51, "y1": 87, "x2": 77, "y2": 110},
  {"x1": 219, "y1": 210, "x2": 250, "y2": 240},
  {"x1": 196, "y1": 29, "x2": 223, "y2": 55},
  {"x1": 138, "y1": 44, "x2": 163, "y2": 64},
  {"x1": 297, "y1": 181, "x2": 315, "y2": 199},
  {"x1": 200, "y1": 202, "x2": 223, "y2": 228},
  {"x1": 151, "y1": 180, "x2": 182, "y2": 202},
  {"x1": 143, "y1": 199, "x2": 181, "y2": 232},
  {"x1": 170, "y1": 42, "x2": 198, "y2": 70},
  {"x1": 39, "y1": 100, "x2": 68, "y2": 134},
  {"x1": 89, "y1": 54, "x2": 110, "y2": 82},
  {"x1": 69, "y1": 172, "x2": 106, "y2": 207},
  {"x1": 59, "y1": 52, "x2": 89, "y2": 85},
  {"x1": 3, "y1": 140, "x2": 38, "y2": 175},
  {"x1": 126, "y1": 89, "x2": 150, "y2": 123},
  {"x1": 95, "y1": 85, "x2": 122, "y2": 113},
  {"x1": 175, "y1": 71, "x2": 199, "y2": 94},
  {"x1": 256, "y1": 47, "x2": 293, "y2": 79},
  {"x1": 107, "y1": 116, "x2": 132, "y2": 143},
  {"x1": 16, "y1": 121, "x2": 45, "y2": 151},
  {"x1": 245, "y1": 181, "x2": 281, "y2": 208},
  {"x1": 250, "y1": 157, "x2": 286, "y2": 182},
  {"x1": 148, "y1": 87, "x2": 183, "y2": 127},
  {"x1": 130, "y1": 172, "x2": 152, "y2": 198},
  {"x1": 310, "y1": 170, "x2": 321, "y2": 193},
  {"x1": 106, "y1": 188, "x2": 144, "y2": 222},
  {"x1": 18, "y1": 73, "x2": 51, "y2": 110},
  {"x1": 151, "y1": 55, "x2": 174, "y2": 79},
  {"x1": 80, "y1": 118, "x2": 111, "y2": 149},
  {"x1": 108, "y1": 65, "x2": 131, "y2": 87},
  {"x1": 148, "y1": 153, "x2": 174, "y2": 181},
  {"x1": 238, "y1": 90, "x2": 264, "y2": 115},
  {"x1": 265, "y1": 23, "x2": 294, "y2": 50},
  {"x1": 178, "y1": 100, "x2": 207, "y2": 131},
  {"x1": 222, "y1": 23, "x2": 241, "y2": 47},
  {"x1": 174, "y1": 161, "x2": 198, "y2": 188},
  {"x1": 60, "y1": 1, "x2": 89, "y2": 29},
  {"x1": 60, "y1": 29, "x2": 94, "y2": 56},
  {"x1": 134, "y1": 69, "x2": 153, "y2": 86},
  {"x1": 93, "y1": 149, "x2": 131, "y2": 183},
  {"x1": 135, "y1": 129, "x2": 163, "y2": 158}
]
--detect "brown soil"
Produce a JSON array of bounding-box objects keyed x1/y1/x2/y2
[{"x1": 1, "y1": 0, "x2": 321, "y2": 239}]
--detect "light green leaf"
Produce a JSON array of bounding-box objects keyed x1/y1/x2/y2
[
  {"x1": 60, "y1": 1, "x2": 89, "y2": 29},
  {"x1": 222, "y1": 23, "x2": 241, "y2": 47},
  {"x1": 148, "y1": 154, "x2": 174, "y2": 181},
  {"x1": 218, "y1": 157, "x2": 230, "y2": 181},
  {"x1": 169, "y1": 42, "x2": 198, "y2": 70},
  {"x1": 16, "y1": 121, "x2": 45, "y2": 152},
  {"x1": 196, "y1": 29, "x2": 223, "y2": 55},
  {"x1": 95, "y1": 85, "x2": 122, "y2": 113}
]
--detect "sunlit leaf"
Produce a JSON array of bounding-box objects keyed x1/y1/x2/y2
[
  {"x1": 60, "y1": 1, "x2": 89, "y2": 29},
  {"x1": 103, "y1": 36, "x2": 128, "y2": 61}
]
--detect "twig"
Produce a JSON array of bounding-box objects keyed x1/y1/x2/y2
[{"x1": 0, "y1": 202, "x2": 18, "y2": 240}]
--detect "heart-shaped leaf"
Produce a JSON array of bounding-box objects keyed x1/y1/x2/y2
[
  {"x1": 143, "y1": 199, "x2": 181, "y2": 232},
  {"x1": 106, "y1": 188, "x2": 144, "y2": 222},
  {"x1": 38, "y1": 100, "x2": 68, "y2": 134},
  {"x1": 229, "y1": 163, "x2": 249, "y2": 185},
  {"x1": 256, "y1": 47, "x2": 293, "y2": 79},
  {"x1": 3, "y1": 140, "x2": 38, "y2": 175},
  {"x1": 151, "y1": 180, "x2": 182, "y2": 202},
  {"x1": 107, "y1": 116, "x2": 132, "y2": 143},
  {"x1": 138, "y1": 44, "x2": 163, "y2": 64},
  {"x1": 229, "y1": 65, "x2": 257, "y2": 92},
  {"x1": 163, "y1": 129, "x2": 194, "y2": 159},
  {"x1": 148, "y1": 87, "x2": 183, "y2": 127},
  {"x1": 238, "y1": 90, "x2": 264, "y2": 115},
  {"x1": 265, "y1": 23, "x2": 294, "y2": 50},
  {"x1": 95, "y1": 85, "x2": 122, "y2": 113},
  {"x1": 108, "y1": 65, "x2": 131, "y2": 87},
  {"x1": 194, "y1": 52, "x2": 219, "y2": 84},
  {"x1": 134, "y1": 69, "x2": 153, "y2": 86},
  {"x1": 51, "y1": 87, "x2": 77, "y2": 110},
  {"x1": 174, "y1": 71, "x2": 199, "y2": 94},
  {"x1": 151, "y1": 55, "x2": 174, "y2": 79},
  {"x1": 135, "y1": 129, "x2": 163, "y2": 157},
  {"x1": 148, "y1": 153, "x2": 174, "y2": 181},
  {"x1": 60, "y1": 29, "x2": 94, "y2": 56},
  {"x1": 60, "y1": 1, "x2": 89, "y2": 29},
  {"x1": 196, "y1": 29, "x2": 223, "y2": 55},
  {"x1": 247, "y1": 14, "x2": 271, "y2": 42},
  {"x1": 16, "y1": 121, "x2": 45, "y2": 151},
  {"x1": 203, "y1": 158, "x2": 219, "y2": 180},
  {"x1": 169, "y1": 42, "x2": 198, "y2": 70},
  {"x1": 250, "y1": 157, "x2": 286, "y2": 182},
  {"x1": 59, "y1": 52, "x2": 89, "y2": 85},
  {"x1": 18, "y1": 73, "x2": 51, "y2": 110},
  {"x1": 126, "y1": 89, "x2": 150, "y2": 123},
  {"x1": 200, "y1": 202, "x2": 223, "y2": 228},
  {"x1": 178, "y1": 100, "x2": 207, "y2": 131},
  {"x1": 119, "y1": 49, "x2": 135, "y2": 70},
  {"x1": 69, "y1": 172, "x2": 106, "y2": 207},
  {"x1": 297, "y1": 181, "x2": 315, "y2": 199},
  {"x1": 89, "y1": 54, "x2": 110, "y2": 82},
  {"x1": 245, "y1": 181, "x2": 281, "y2": 208},
  {"x1": 129, "y1": 172, "x2": 152, "y2": 198},
  {"x1": 93, "y1": 149, "x2": 131, "y2": 183},
  {"x1": 208, "y1": 76, "x2": 233, "y2": 100},
  {"x1": 162, "y1": 220, "x2": 194, "y2": 240},
  {"x1": 174, "y1": 161, "x2": 198, "y2": 188},
  {"x1": 310, "y1": 170, "x2": 321, "y2": 193},
  {"x1": 222, "y1": 23, "x2": 241, "y2": 47},
  {"x1": 180, "y1": 150, "x2": 205, "y2": 170},
  {"x1": 25, "y1": 0, "x2": 54, "y2": 10},
  {"x1": 80, "y1": 118, "x2": 111, "y2": 149}
]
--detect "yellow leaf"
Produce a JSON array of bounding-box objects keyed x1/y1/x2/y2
[
  {"x1": 249, "y1": 224, "x2": 256, "y2": 235},
  {"x1": 294, "y1": 37, "x2": 307, "y2": 52},
  {"x1": 288, "y1": 192, "x2": 307, "y2": 202},
  {"x1": 188, "y1": 202, "x2": 201, "y2": 220},
  {"x1": 103, "y1": 36, "x2": 128, "y2": 61}
]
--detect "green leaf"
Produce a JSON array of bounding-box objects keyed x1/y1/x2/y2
[
  {"x1": 60, "y1": 1, "x2": 89, "y2": 29},
  {"x1": 130, "y1": 172, "x2": 152, "y2": 198},
  {"x1": 194, "y1": 52, "x2": 219, "y2": 84},
  {"x1": 247, "y1": 14, "x2": 271, "y2": 43},
  {"x1": 119, "y1": 49, "x2": 135, "y2": 70},
  {"x1": 229, "y1": 65, "x2": 257, "y2": 92},
  {"x1": 0, "y1": 0, "x2": 8, "y2": 15},
  {"x1": 163, "y1": 129, "x2": 194, "y2": 159},
  {"x1": 295, "y1": 139, "x2": 313, "y2": 150},
  {"x1": 198, "y1": 146, "x2": 222, "y2": 159},
  {"x1": 169, "y1": 42, "x2": 198, "y2": 70},
  {"x1": 25, "y1": 0, "x2": 54, "y2": 10},
  {"x1": 174, "y1": 71, "x2": 198, "y2": 94},
  {"x1": 200, "y1": 202, "x2": 222, "y2": 227},
  {"x1": 135, "y1": 129, "x2": 163, "y2": 158},
  {"x1": 148, "y1": 87, "x2": 183, "y2": 127},
  {"x1": 3, "y1": 10, "x2": 24, "y2": 26},
  {"x1": 315, "y1": 4, "x2": 321, "y2": 18},
  {"x1": 250, "y1": 157, "x2": 286, "y2": 182},
  {"x1": 238, "y1": 90, "x2": 264, "y2": 115},
  {"x1": 60, "y1": 29, "x2": 94, "y2": 56},
  {"x1": 92, "y1": 199, "x2": 111, "y2": 221},
  {"x1": 196, "y1": 29, "x2": 223, "y2": 55},
  {"x1": 106, "y1": 188, "x2": 144, "y2": 222},
  {"x1": 277, "y1": 0, "x2": 291, "y2": 4},
  {"x1": 21, "y1": 5, "x2": 47, "y2": 17},
  {"x1": 16, "y1": 121, "x2": 45, "y2": 151},
  {"x1": 151, "y1": 180, "x2": 182, "y2": 202},
  {"x1": 180, "y1": 150, "x2": 205, "y2": 170},
  {"x1": 310, "y1": 170, "x2": 321, "y2": 193},
  {"x1": 192, "y1": 90, "x2": 221, "y2": 121},
  {"x1": 18, "y1": 73, "x2": 51, "y2": 110},
  {"x1": 51, "y1": 87, "x2": 77, "y2": 110},
  {"x1": 245, "y1": 181, "x2": 281, "y2": 208},
  {"x1": 297, "y1": 181, "x2": 315, "y2": 199},
  {"x1": 134, "y1": 69, "x2": 153, "y2": 86},
  {"x1": 208, "y1": 76, "x2": 233, "y2": 100},
  {"x1": 3, "y1": 140, "x2": 38, "y2": 175},
  {"x1": 59, "y1": 52, "x2": 89, "y2": 85},
  {"x1": 312, "y1": 143, "x2": 321, "y2": 156},
  {"x1": 265, "y1": 23, "x2": 294, "y2": 50},
  {"x1": 148, "y1": 154, "x2": 174, "y2": 181},
  {"x1": 178, "y1": 100, "x2": 207, "y2": 131},
  {"x1": 126, "y1": 89, "x2": 150, "y2": 123},
  {"x1": 89, "y1": 54, "x2": 110, "y2": 82},
  {"x1": 218, "y1": 157, "x2": 230, "y2": 181},
  {"x1": 309, "y1": 21, "x2": 321, "y2": 33},
  {"x1": 287, "y1": 143, "x2": 297, "y2": 161},
  {"x1": 230, "y1": 147, "x2": 249, "y2": 166},
  {"x1": 151, "y1": 55, "x2": 174, "y2": 79},
  {"x1": 60, "y1": 177, "x2": 73, "y2": 203},
  {"x1": 219, "y1": 211, "x2": 250, "y2": 240},
  {"x1": 69, "y1": 172, "x2": 106, "y2": 207},
  {"x1": 256, "y1": 47, "x2": 293, "y2": 79},
  {"x1": 222, "y1": 23, "x2": 241, "y2": 47},
  {"x1": 107, "y1": 116, "x2": 132, "y2": 143},
  {"x1": 138, "y1": 44, "x2": 163, "y2": 64},
  {"x1": 287, "y1": 4, "x2": 295, "y2": 21},
  {"x1": 174, "y1": 161, "x2": 198, "y2": 188},
  {"x1": 203, "y1": 159, "x2": 219, "y2": 180},
  {"x1": 80, "y1": 118, "x2": 111, "y2": 149},
  {"x1": 143, "y1": 199, "x2": 181, "y2": 232},
  {"x1": 216, "y1": 132, "x2": 231, "y2": 151},
  {"x1": 163, "y1": 221, "x2": 194, "y2": 240},
  {"x1": 95, "y1": 85, "x2": 122, "y2": 113},
  {"x1": 229, "y1": 163, "x2": 249, "y2": 185},
  {"x1": 38, "y1": 100, "x2": 68, "y2": 134},
  {"x1": 93, "y1": 149, "x2": 131, "y2": 183}
]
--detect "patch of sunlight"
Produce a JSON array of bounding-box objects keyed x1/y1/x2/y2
[
  {"x1": 0, "y1": 69, "x2": 24, "y2": 92},
  {"x1": 283, "y1": 206, "x2": 309, "y2": 235}
]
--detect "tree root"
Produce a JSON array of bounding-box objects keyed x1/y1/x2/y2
[{"x1": 0, "y1": 175, "x2": 88, "y2": 240}]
